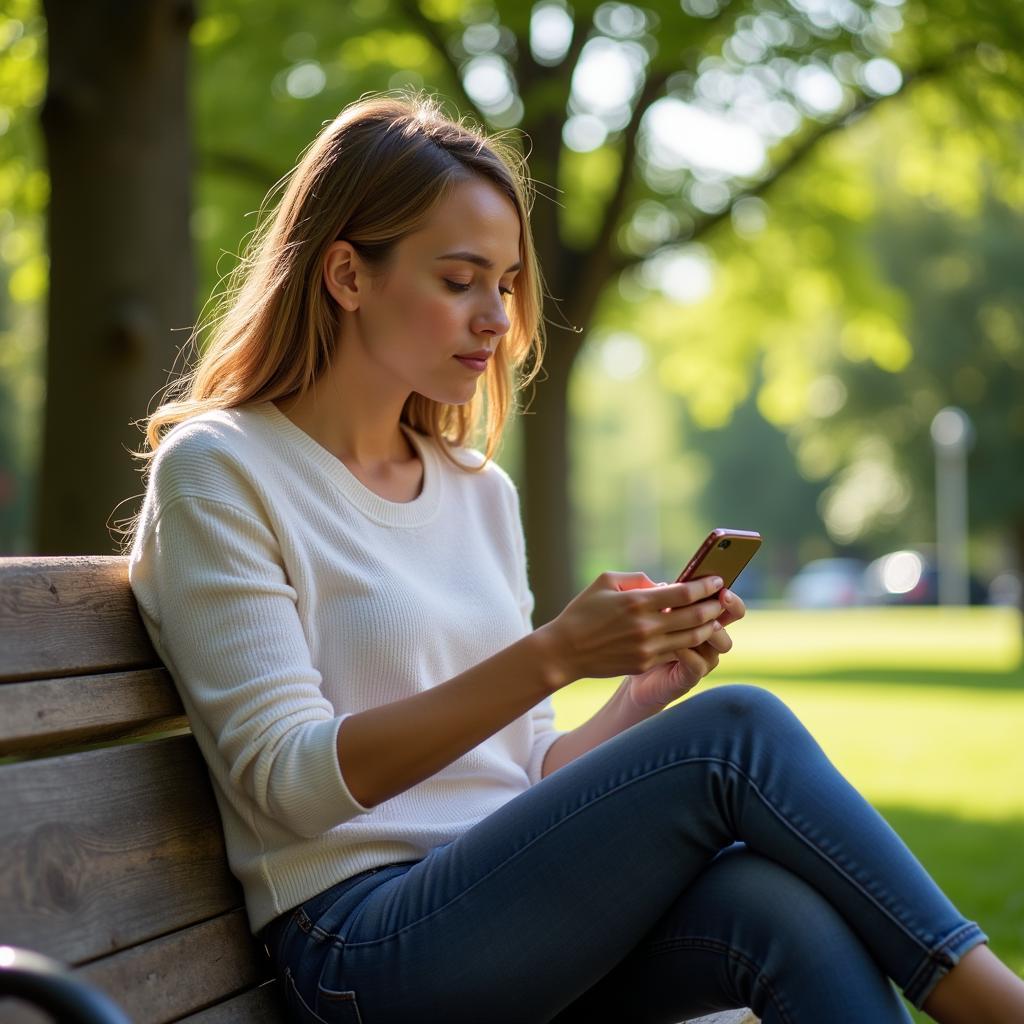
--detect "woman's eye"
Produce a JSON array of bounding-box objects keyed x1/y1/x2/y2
[{"x1": 444, "y1": 279, "x2": 514, "y2": 297}]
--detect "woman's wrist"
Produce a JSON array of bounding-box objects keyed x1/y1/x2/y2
[{"x1": 528, "y1": 621, "x2": 577, "y2": 693}]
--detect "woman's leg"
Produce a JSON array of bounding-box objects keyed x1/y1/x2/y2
[
  {"x1": 265, "y1": 684, "x2": 986, "y2": 1024},
  {"x1": 553, "y1": 843, "x2": 912, "y2": 1024},
  {"x1": 921, "y1": 944, "x2": 1024, "y2": 1024}
]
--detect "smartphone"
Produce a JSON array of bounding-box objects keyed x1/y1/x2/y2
[{"x1": 675, "y1": 528, "x2": 763, "y2": 591}]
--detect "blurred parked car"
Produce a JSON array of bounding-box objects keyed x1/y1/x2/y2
[
  {"x1": 783, "y1": 558, "x2": 868, "y2": 608},
  {"x1": 861, "y1": 549, "x2": 988, "y2": 605},
  {"x1": 988, "y1": 571, "x2": 1023, "y2": 607}
]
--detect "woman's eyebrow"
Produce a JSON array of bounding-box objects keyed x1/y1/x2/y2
[{"x1": 435, "y1": 250, "x2": 522, "y2": 273}]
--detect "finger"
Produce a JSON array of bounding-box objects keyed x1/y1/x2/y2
[
  {"x1": 716, "y1": 588, "x2": 747, "y2": 627},
  {"x1": 663, "y1": 596, "x2": 724, "y2": 631},
  {"x1": 690, "y1": 643, "x2": 721, "y2": 673},
  {"x1": 650, "y1": 575, "x2": 723, "y2": 610},
  {"x1": 677, "y1": 646, "x2": 716, "y2": 684},
  {"x1": 662, "y1": 615, "x2": 721, "y2": 654},
  {"x1": 706, "y1": 625, "x2": 732, "y2": 654}
]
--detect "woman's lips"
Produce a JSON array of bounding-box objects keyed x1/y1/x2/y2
[{"x1": 454, "y1": 356, "x2": 488, "y2": 372}]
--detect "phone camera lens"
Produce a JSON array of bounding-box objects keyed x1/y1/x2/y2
[{"x1": 718, "y1": 539, "x2": 732, "y2": 549}]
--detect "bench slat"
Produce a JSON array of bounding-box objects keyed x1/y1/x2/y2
[
  {"x1": 182, "y1": 983, "x2": 285, "y2": 1024},
  {"x1": 0, "y1": 557, "x2": 157, "y2": 682},
  {"x1": 0, "y1": 735, "x2": 242, "y2": 964},
  {"x1": 79, "y1": 908, "x2": 268, "y2": 1023},
  {"x1": 0, "y1": 668, "x2": 186, "y2": 755},
  {"x1": 0, "y1": 911, "x2": 270, "y2": 1024}
]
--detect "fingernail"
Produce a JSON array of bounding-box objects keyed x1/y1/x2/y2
[
  {"x1": 713, "y1": 621, "x2": 723, "y2": 631},
  {"x1": 711, "y1": 577, "x2": 723, "y2": 589}
]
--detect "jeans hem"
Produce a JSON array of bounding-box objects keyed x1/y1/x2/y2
[{"x1": 903, "y1": 921, "x2": 989, "y2": 1009}]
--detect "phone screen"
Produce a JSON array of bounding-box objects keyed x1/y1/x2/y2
[{"x1": 676, "y1": 529, "x2": 762, "y2": 590}]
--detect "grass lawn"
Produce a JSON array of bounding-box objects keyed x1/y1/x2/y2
[{"x1": 549, "y1": 607, "x2": 1024, "y2": 1022}]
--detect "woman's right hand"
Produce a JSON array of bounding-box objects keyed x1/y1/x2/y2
[{"x1": 537, "y1": 572, "x2": 726, "y2": 690}]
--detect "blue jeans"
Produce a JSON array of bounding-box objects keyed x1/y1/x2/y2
[{"x1": 261, "y1": 684, "x2": 987, "y2": 1023}]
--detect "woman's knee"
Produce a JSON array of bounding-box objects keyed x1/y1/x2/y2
[{"x1": 682, "y1": 682, "x2": 798, "y2": 730}]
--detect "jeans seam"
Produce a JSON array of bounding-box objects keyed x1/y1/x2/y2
[
  {"x1": 902, "y1": 921, "x2": 984, "y2": 1006},
  {"x1": 641, "y1": 935, "x2": 795, "y2": 1024},
  {"x1": 342, "y1": 761, "x2": 691, "y2": 948},
  {"x1": 686, "y1": 756, "x2": 942, "y2": 959},
  {"x1": 340, "y1": 753, "x2": 939, "y2": 958}
]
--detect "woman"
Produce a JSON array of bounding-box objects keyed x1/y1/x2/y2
[{"x1": 124, "y1": 93, "x2": 1024, "y2": 1023}]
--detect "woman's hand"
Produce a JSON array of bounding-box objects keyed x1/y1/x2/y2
[
  {"x1": 538, "y1": 572, "x2": 729, "y2": 690},
  {"x1": 625, "y1": 584, "x2": 747, "y2": 710}
]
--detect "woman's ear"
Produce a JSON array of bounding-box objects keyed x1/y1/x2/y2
[{"x1": 323, "y1": 240, "x2": 362, "y2": 311}]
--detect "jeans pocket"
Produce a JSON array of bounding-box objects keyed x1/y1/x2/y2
[
  {"x1": 283, "y1": 966, "x2": 365, "y2": 1024},
  {"x1": 316, "y1": 985, "x2": 366, "y2": 1024}
]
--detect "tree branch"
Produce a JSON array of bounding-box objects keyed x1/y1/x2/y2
[
  {"x1": 555, "y1": 1, "x2": 751, "y2": 327},
  {"x1": 612, "y1": 39, "x2": 983, "y2": 275},
  {"x1": 517, "y1": 7, "x2": 594, "y2": 160},
  {"x1": 563, "y1": 66, "x2": 672, "y2": 325},
  {"x1": 395, "y1": 0, "x2": 484, "y2": 122}
]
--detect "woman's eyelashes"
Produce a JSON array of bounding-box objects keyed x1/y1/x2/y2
[{"x1": 443, "y1": 279, "x2": 514, "y2": 297}]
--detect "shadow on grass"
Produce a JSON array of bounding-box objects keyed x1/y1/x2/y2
[
  {"x1": 719, "y1": 664, "x2": 1024, "y2": 691},
  {"x1": 873, "y1": 805, "x2": 1024, "y2": 1020}
]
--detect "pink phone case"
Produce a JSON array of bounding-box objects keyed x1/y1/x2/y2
[{"x1": 675, "y1": 528, "x2": 763, "y2": 589}]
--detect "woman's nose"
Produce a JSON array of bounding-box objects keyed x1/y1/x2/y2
[{"x1": 473, "y1": 293, "x2": 511, "y2": 337}]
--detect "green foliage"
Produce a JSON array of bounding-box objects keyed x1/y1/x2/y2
[
  {"x1": 602, "y1": 56, "x2": 1024, "y2": 556},
  {"x1": 5, "y1": 0, "x2": 1024, "y2": 563},
  {"x1": 0, "y1": 2, "x2": 45, "y2": 551},
  {"x1": 0, "y1": 2, "x2": 47, "y2": 301}
]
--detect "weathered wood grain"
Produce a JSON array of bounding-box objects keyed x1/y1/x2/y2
[
  {"x1": 0, "y1": 735, "x2": 242, "y2": 964},
  {"x1": 0, "y1": 912, "x2": 272, "y2": 1024},
  {"x1": 0, "y1": 667, "x2": 186, "y2": 755},
  {"x1": 77, "y1": 908, "x2": 269, "y2": 1022},
  {"x1": 0, "y1": 556, "x2": 157, "y2": 682},
  {"x1": 181, "y1": 982, "x2": 286, "y2": 1024}
]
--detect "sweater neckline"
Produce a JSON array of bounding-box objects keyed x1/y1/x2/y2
[{"x1": 257, "y1": 401, "x2": 442, "y2": 528}]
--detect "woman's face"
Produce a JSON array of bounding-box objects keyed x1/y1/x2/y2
[{"x1": 338, "y1": 175, "x2": 523, "y2": 405}]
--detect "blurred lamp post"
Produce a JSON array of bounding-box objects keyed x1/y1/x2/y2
[{"x1": 930, "y1": 407, "x2": 974, "y2": 606}]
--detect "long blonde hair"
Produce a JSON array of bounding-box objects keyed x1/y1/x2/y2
[{"x1": 117, "y1": 92, "x2": 546, "y2": 549}]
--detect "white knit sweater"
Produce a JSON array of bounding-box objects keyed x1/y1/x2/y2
[{"x1": 127, "y1": 401, "x2": 564, "y2": 933}]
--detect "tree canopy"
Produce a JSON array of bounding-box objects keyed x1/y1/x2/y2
[{"x1": 2, "y1": 0, "x2": 1023, "y2": 609}]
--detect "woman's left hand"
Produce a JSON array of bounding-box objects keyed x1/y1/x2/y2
[{"x1": 626, "y1": 585, "x2": 747, "y2": 711}]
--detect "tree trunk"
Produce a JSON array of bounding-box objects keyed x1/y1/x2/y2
[
  {"x1": 522, "y1": 313, "x2": 580, "y2": 627},
  {"x1": 37, "y1": 0, "x2": 195, "y2": 555}
]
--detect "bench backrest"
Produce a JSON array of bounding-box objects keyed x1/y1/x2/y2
[{"x1": 0, "y1": 556, "x2": 285, "y2": 1023}]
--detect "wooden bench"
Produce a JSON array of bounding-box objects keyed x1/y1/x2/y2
[{"x1": 0, "y1": 555, "x2": 757, "y2": 1024}]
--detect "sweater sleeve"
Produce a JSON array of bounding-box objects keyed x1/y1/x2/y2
[
  {"x1": 129, "y1": 495, "x2": 372, "y2": 838},
  {"x1": 501, "y1": 471, "x2": 565, "y2": 785}
]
